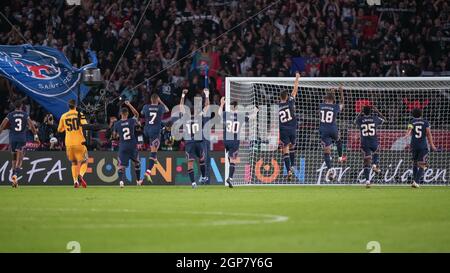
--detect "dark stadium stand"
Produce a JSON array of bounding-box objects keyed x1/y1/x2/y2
[{"x1": 0, "y1": 0, "x2": 449, "y2": 151}]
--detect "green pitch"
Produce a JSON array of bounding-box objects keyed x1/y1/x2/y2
[{"x1": 0, "y1": 185, "x2": 450, "y2": 253}]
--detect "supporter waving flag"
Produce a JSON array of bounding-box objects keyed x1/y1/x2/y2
[{"x1": 0, "y1": 44, "x2": 97, "y2": 119}]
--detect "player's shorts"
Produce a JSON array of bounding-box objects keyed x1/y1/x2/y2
[
  {"x1": 144, "y1": 130, "x2": 161, "y2": 148},
  {"x1": 10, "y1": 141, "x2": 26, "y2": 152},
  {"x1": 319, "y1": 129, "x2": 339, "y2": 147},
  {"x1": 412, "y1": 148, "x2": 429, "y2": 163},
  {"x1": 118, "y1": 145, "x2": 139, "y2": 167},
  {"x1": 225, "y1": 140, "x2": 240, "y2": 159},
  {"x1": 66, "y1": 145, "x2": 88, "y2": 162},
  {"x1": 185, "y1": 141, "x2": 205, "y2": 161},
  {"x1": 280, "y1": 128, "x2": 296, "y2": 146},
  {"x1": 361, "y1": 142, "x2": 379, "y2": 157}
]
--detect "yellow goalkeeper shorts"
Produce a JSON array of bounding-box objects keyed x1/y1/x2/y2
[{"x1": 66, "y1": 145, "x2": 88, "y2": 162}]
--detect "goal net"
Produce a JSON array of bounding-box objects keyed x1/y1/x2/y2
[{"x1": 225, "y1": 77, "x2": 450, "y2": 186}]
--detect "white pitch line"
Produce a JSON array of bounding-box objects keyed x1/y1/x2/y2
[
  {"x1": 0, "y1": 209, "x2": 289, "y2": 229},
  {"x1": 187, "y1": 211, "x2": 289, "y2": 224}
]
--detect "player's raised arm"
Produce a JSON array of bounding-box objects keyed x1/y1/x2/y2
[
  {"x1": 353, "y1": 111, "x2": 362, "y2": 126},
  {"x1": 248, "y1": 105, "x2": 259, "y2": 119},
  {"x1": 27, "y1": 117, "x2": 39, "y2": 142},
  {"x1": 203, "y1": 88, "x2": 210, "y2": 114},
  {"x1": 338, "y1": 84, "x2": 344, "y2": 111},
  {"x1": 180, "y1": 89, "x2": 188, "y2": 113},
  {"x1": 372, "y1": 105, "x2": 387, "y2": 123},
  {"x1": 124, "y1": 101, "x2": 139, "y2": 119},
  {"x1": 158, "y1": 97, "x2": 170, "y2": 113},
  {"x1": 291, "y1": 72, "x2": 300, "y2": 98},
  {"x1": 218, "y1": 97, "x2": 225, "y2": 117},
  {"x1": 426, "y1": 127, "x2": 437, "y2": 151},
  {"x1": 0, "y1": 117, "x2": 8, "y2": 134}
]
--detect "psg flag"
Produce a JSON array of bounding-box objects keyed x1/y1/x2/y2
[
  {"x1": 291, "y1": 57, "x2": 321, "y2": 75},
  {"x1": 0, "y1": 44, "x2": 97, "y2": 119}
]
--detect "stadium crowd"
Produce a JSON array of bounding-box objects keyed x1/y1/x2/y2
[{"x1": 0, "y1": 0, "x2": 449, "y2": 150}]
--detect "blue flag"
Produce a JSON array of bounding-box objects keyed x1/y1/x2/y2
[
  {"x1": 0, "y1": 44, "x2": 97, "y2": 119},
  {"x1": 291, "y1": 57, "x2": 321, "y2": 75}
]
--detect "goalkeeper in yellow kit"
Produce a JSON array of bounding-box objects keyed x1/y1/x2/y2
[{"x1": 58, "y1": 99, "x2": 89, "y2": 188}]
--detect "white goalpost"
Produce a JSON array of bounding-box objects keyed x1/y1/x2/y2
[{"x1": 225, "y1": 77, "x2": 450, "y2": 186}]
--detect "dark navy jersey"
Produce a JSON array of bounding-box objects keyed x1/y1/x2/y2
[
  {"x1": 355, "y1": 114, "x2": 384, "y2": 146},
  {"x1": 409, "y1": 118, "x2": 430, "y2": 150},
  {"x1": 114, "y1": 118, "x2": 138, "y2": 146},
  {"x1": 223, "y1": 111, "x2": 249, "y2": 141},
  {"x1": 319, "y1": 103, "x2": 340, "y2": 131},
  {"x1": 7, "y1": 110, "x2": 29, "y2": 142},
  {"x1": 183, "y1": 114, "x2": 204, "y2": 144},
  {"x1": 279, "y1": 96, "x2": 297, "y2": 130},
  {"x1": 142, "y1": 104, "x2": 166, "y2": 132}
]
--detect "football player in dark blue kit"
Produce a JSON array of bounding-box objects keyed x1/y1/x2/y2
[
  {"x1": 405, "y1": 108, "x2": 437, "y2": 188},
  {"x1": 319, "y1": 85, "x2": 345, "y2": 182},
  {"x1": 112, "y1": 101, "x2": 142, "y2": 187},
  {"x1": 279, "y1": 72, "x2": 300, "y2": 181},
  {"x1": 355, "y1": 105, "x2": 386, "y2": 188},
  {"x1": 0, "y1": 100, "x2": 39, "y2": 187},
  {"x1": 218, "y1": 97, "x2": 258, "y2": 188},
  {"x1": 180, "y1": 88, "x2": 210, "y2": 189},
  {"x1": 141, "y1": 93, "x2": 169, "y2": 183}
]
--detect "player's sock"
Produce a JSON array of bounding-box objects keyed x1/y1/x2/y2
[
  {"x1": 412, "y1": 165, "x2": 418, "y2": 181},
  {"x1": 283, "y1": 153, "x2": 291, "y2": 171},
  {"x1": 134, "y1": 163, "x2": 141, "y2": 181},
  {"x1": 71, "y1": 165, "x2": 79, "y2": 182},
  {"x1": 289, "y1": 150, "x2": 296, "y2": 167},
  {"x1": 372, "y1": 153, "x2": 380, "y2": 166},
  {"x1": 336, "y1": 139, "x2": 343, "y2": 157},
  {"x1": 118, "y1": 168, "x2": 126, "y2": 182},
  {"x1": 148, "y1": 152, "x2": 157, "y2": 171},
  {"x1": 79, "y1": 162, "x2": 87, "y2": 177},
  {"x1": 199, "y1": 161, "x2": 206, "y2": 177},
  {"x1": 229, "y1": 162, "x2": 236, "y2": 179},
  {"x1": 188, "y1": 169, "x2": 195, "y2": 183},
  {"x1": 415, "y1": 166, "x2": 425, "y2": 184},
  {"x1": 324, "y1": 153, "x2": 332, "y2": 169},
  {"x1": 364, "y1": 166, "x2": 371, "y2": 182}
]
